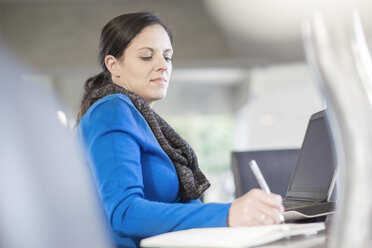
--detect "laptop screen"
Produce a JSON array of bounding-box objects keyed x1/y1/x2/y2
[{"x1": 286, "y1": 110, "x2": 337, "y2": 201}]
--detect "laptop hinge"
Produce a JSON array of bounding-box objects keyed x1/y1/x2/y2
[{"x1": 285, "y1": 196, "x2": 322, "y2": 202}]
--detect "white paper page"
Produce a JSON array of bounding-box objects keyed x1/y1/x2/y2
[{"x1": 140, "y1": 223, "x2": 325, "y2": 248}]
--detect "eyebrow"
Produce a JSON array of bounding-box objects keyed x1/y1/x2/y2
[{"x1": 137, "y1": 47, "x2": 173, "y2": 53}]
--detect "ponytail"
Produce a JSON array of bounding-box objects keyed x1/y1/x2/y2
[{"x1": 76, "y1": 71, "x2": 110, "y2": 125}]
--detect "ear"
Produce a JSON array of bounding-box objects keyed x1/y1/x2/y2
[{"x1": 104, "y1": 55, "x2": 120, "y2": 78}]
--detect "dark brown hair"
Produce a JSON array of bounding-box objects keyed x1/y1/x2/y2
[{"x1": 77, "y1": 12, "x2": 173, "y2": 124}]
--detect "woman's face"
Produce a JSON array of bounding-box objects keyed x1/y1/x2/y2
[{"x1": 112, "y1": 24, "x2": 173, "y2": 107}]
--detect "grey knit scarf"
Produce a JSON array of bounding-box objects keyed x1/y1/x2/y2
[{"x1": 89, "y1": 83, "x2": 210, "y2": 202}]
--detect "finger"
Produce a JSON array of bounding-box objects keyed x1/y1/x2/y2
[
  {"x1": 254, "y1": 203, "x2": 284, "y2": 224},
  {"x1": 255, "y1": 211, "x2": 275, "y2": 225},
  {"x1": 256, "y1": 192, "x2": 284, "y2": 212},
  {"x1": 247, "y1": 208, "x2": 268, "y2": 226}
]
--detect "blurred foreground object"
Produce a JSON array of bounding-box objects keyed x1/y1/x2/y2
[
  {"x1": 303, "y1": 11, "x2": 372, "y2": 248},
  {"x1": 0, "y1": 55, "x2": 112, "y2": 247}
]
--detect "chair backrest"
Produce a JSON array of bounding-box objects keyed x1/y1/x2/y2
[
  {"x1": 231, "y1": 149, "x2": 300, "y2": 198},
  {"x1": 0, "y1": 80, "x2": 112, "y2": 248}
]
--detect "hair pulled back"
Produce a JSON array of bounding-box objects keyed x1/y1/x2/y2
[{"x1": 77, "y1": 12, "x2": 173, "y2": 124}]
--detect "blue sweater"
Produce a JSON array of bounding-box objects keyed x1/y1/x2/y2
[{"x1": 77, "y1": 94, "x2": 231, "y2": 247}]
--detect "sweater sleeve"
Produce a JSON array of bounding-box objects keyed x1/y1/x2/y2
[{"x1": 78, "y1": 95, "x2": 231, "y2": 240}]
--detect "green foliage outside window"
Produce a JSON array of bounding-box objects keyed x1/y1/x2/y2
[{"x1": 168, "y1": 114, "x2": 233, "y2": 174}]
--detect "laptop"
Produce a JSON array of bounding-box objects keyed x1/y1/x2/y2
[{"x1": 282, "y1": 110, "x2": 337, "y2": 221}]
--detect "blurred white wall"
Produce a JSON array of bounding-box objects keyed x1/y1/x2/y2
[{"x1": 233, "y1": 62, "x2": 324, "y2": 151}]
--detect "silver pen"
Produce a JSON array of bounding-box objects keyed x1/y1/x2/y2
[{"x1": 249, "y1": 160, "x2": 271, "y2": 193}]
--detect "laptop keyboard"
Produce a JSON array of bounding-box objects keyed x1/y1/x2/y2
[
  {"x1": 284, "y1": 201, "x2": 303, "y2": 209},
  {"x1": 283, "y1": 200, "x2": 317, "y2": 209}
]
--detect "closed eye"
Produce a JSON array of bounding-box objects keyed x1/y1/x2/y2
[{"x1": 140, "y1": 56, "x2": 152, "y2": 61}]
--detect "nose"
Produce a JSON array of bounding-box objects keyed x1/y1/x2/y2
[{"x1": 155, "y1": 56, "x2": 168, "y2": 72}]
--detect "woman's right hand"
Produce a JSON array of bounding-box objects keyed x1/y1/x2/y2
[{"x1": 227, "y1": 189, "x2": 285, "y2": 226}]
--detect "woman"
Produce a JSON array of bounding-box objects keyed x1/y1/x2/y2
[{"x1": 77, "y1": 12, "x2": 284, "y2": 248}]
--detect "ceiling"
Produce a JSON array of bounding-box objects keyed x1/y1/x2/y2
[
  {"x1": 203, "y1": 0, "x2": 372, "y2": 64},
  {"x1": 0, "y1": 0, "x2": 371, "y2": 70}
]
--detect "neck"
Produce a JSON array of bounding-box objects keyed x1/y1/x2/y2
[{"x1": 110, "y1": 80, "x2": 154, "y2": 108}]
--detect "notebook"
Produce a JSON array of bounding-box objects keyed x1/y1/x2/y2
[
  {"x1": 282, "y1": 110, "x2": 337, "y2": 221},
  {"x1": 140, "y1": 223, "x2": 325, "y2": 248}
]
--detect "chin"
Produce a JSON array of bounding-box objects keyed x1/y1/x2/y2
[
  {"x1": 155, "y1": 94, "x2": 166, "y2": 102},
  {"x1": 146, "y1": 94, "x2": 166, "y2": 105},
  {"x1": 155, "y1": 90, "x2": 167, "y2": 100}
]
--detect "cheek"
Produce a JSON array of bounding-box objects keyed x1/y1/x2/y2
[
  {"x1": 167, "y1": 64, "x2": 173, "y2": 76},
  {"x1": 133, "y1": 63, "x2": 153, "y2": 79},
  {"x1": 124, "y1": 63, "x2": 148, "y2": 81}
]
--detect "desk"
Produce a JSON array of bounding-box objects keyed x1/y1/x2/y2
[{"x1": 258, "y1": 230, "x2": 327, "y2": 247}]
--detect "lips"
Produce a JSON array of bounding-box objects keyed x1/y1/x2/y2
[{"x1": 150, "y1": 77, "x2": 167, "y2": 83}]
